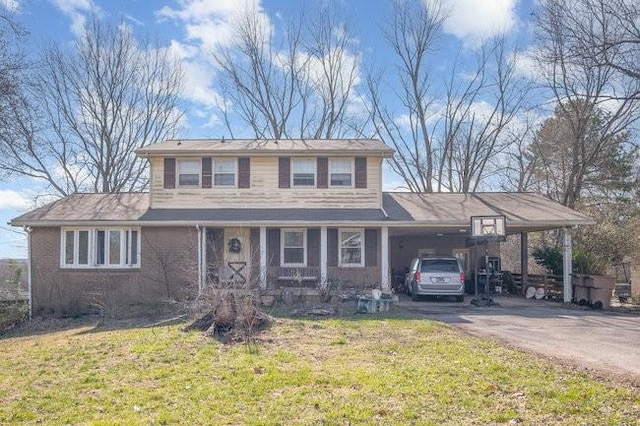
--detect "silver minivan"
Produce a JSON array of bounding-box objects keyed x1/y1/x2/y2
[{"x1": 405, "y1": 256, "x2": 465, "y2": 302}]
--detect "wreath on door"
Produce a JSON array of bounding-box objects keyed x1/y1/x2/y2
[{"x1": 228, "y1": 237, "x2": 242, "y2": 253}]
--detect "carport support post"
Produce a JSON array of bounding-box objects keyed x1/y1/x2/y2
[{"x1": 563, "y1": 227, "x2": 572, "y2": 303}]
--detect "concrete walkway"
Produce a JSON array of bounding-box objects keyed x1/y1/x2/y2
[{"x1": 396, "y1": 295, "x2": 640, "y2": 385}]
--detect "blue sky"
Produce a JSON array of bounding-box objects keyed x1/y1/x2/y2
[{"x1": 0, "y1": 0, "x2": 538, "y2": 258}]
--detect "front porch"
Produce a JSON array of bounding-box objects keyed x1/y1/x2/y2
[{"x1": 198, "y1": 226, "x2": 389, "y2": 291}]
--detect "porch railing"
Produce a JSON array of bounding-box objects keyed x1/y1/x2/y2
[{"x1": 277, "y1": 266, "x2": 320, "y2": 283}]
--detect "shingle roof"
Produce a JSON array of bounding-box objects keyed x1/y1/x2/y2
[
  {"x1": 10, "y1": 191, "x2": 594, "y2": 231},
  {"x1": 10, "y1": 193, "x2": 149, "y2": 225},
  {"x1": 136, "y1": 139, "x2": 395, "y2": 157},
  {"x1": 383, "y1": 192, "x2": 594, "y2": 229}
]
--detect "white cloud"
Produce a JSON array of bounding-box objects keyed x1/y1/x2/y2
[
  {"x1": 0, "y1": 0, "x2": 19, "y2": 12},
  {"x1": 155, "y1": 1, "x2": 269, "y2": 117},
  {"x1": 157, "y1": 0, "x2": 264, "y2": 51},
  {"x1": 0, "y1": 190, "x2": 31, "y2": 210},
  {"x1": 441, "y1": 0, "x2": 518, "y2": 45},
  {"x1": 49, "y1": 0, "x2": 100, "y2": 37}
]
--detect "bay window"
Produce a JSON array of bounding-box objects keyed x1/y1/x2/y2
[{"x1": 61, "y1": 228, "x2": 141, "y2": 268}]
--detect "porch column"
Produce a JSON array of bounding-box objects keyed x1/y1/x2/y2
[
  {"x1": 260, "y1": 226, "x2": 267, "y2": 290},
  {"x1": 197, "y1": 225, "x2": 204, "y2": 295},
  {"x1": 320, "y1": 226, "x2": 328, "y2": 283},
  {"x1": 563, "y1": 227, "x2": 573, "y2": 303},
  {"x1": 381, "y1": 226, "x2": 390, "y2": 290},
  {"x1": 520, "y1": 232, "x2": 528, "y2": 295}
]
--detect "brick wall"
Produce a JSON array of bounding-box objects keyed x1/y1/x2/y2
[{"x1": 30, "y1": 227, "x2": 198, "y2": 317}]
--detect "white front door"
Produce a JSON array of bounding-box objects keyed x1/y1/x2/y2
[{"x1": 223, "y1": 227, "x2": 251, "y2": 284}]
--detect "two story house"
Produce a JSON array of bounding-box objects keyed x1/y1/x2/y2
[{"x1": 11, "y1": 139, "x2": 593, "y2": 317}]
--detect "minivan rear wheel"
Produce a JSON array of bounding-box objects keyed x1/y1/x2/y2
[{"x1": 411, "y1": 285, "x2": 420, "y2": 301}]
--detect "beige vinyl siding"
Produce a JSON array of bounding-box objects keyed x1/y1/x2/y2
[{"x1": 149, "y1": 156, "x2": 383, "y2": 209}]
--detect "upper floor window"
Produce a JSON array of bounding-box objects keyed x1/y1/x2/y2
[
  {"x1": 292, "y1": 158, "x2": 316, "y2": 187},
  {"x1": 339, "y1": 228, "x2": 364, "y2": 267},
  {"x1": 214, "y1": 159, "x2": 236, "y2": 186},
  {"x1": 178, "y1": 159, "x2": 200, "y2": 186},
  {"x1": 330, "y1": 159, "x2": 353, "y2": 187},
  {"x1": 281, "y1": 229, "x2": 306, "y2": 266},
  {"x1": 62, "y1": 228, "x2": 140, "y2": 269}
]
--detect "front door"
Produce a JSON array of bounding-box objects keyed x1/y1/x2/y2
[{"x1": 223, "y1": 227, "x2": 251, "y2": 284}]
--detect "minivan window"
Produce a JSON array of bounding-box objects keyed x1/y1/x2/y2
[{"x1": 420, "y1": 259, "x2": 459, "y2": 273}]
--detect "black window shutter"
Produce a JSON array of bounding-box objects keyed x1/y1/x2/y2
[
  {"x1": 202, "y1": 157, "x2": 212, "y2": 188},
  {"x1": 355, "y1": 157, "x2": 367, "y2": 188},
  {"x1": 307, "y1": 228, "x2": 320, "y2": 267},
  {"x1": 317, "y1": 157, "x2": 328, "y2": 188},
  {"x1": 279, "y1": 157, "x2": 290, "y2": 188},
  {"x1": 267, "y1": 228, "x2": 281, "y2": 266},
  {"x1": 238, "y1": 157, "x2": 250, "y2": 188},
  {"x1": 327, "y1": 228, "x2": 338, "y2": 266},
  {"x1": 164, "y1": 158, "x2": 175, "y2": 189},
  {"x1": 365, "y1": 229, "x2": 377, "y2": 267}
]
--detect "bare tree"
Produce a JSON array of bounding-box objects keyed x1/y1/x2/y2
[
  {"x1": 438, "y1": 38, "x2": 530, "y2": 192},
  {"x1": 547, "y1": 0, "x2": 639, "y2": 88},
  {"x1": 534, "y1": 0, "x2": 640, "y2": 208},
  {"x1": 214, "y1": 5, "x2": 366, "y2": 139},
  {"x1": 368, "y1": 0, "x2": 529, "y2": 192},
  {"x1": 0, "y1": 17, "x2": 183, "y2": 195},
  {"x1": 0, "y1": 14, "x2": 30, "y2": 174},
  {"x1": 367, "y1": 0, "x2": 444, "y2": 192}
]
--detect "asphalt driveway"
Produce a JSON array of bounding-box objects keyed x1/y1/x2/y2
[{"x1": 396, "y1": 295, "x2": 640, "y2": 385}]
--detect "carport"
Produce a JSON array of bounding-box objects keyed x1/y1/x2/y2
[{"x1": 381, "y1": 192, "x2": 595, "y2": 302}]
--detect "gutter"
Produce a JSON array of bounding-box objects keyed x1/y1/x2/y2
[{"x1": 10, "y1": 218, "x2": 596, "y2": 229}]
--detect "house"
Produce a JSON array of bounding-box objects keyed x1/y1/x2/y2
[{"x1": 10, "y1": 139, "x2": 594, "y2": 317}]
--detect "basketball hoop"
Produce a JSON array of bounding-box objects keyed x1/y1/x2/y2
[
  {"x1": 471, "y1": 215, "x2": 506, "y2": 242},
  {"x1": 470, "y1": 215, "x2": 507, "y2": 304}
]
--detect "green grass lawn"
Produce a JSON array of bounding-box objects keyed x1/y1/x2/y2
[{"x1": 0, "y1": 314, "x2": 638, "y2": 425}]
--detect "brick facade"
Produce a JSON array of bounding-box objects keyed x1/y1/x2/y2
[{"x1": 30, "y1": 227, "x2": 198, "y2": 317}]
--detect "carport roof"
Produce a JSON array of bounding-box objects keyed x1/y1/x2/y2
[
  {"x1": 10, "y1": 191, "x2": 593, "y2": 232},
  {"x1": 383, "y1": 192, "x2": 594, "y2": 231}
]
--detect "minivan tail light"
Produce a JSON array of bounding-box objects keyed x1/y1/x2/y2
[
  {"x1": 460, "y1": 272, "x2": 465, "y2": 283},
  {"x1": 415, "y1": 271, "x2": 420, "y2": 282}
]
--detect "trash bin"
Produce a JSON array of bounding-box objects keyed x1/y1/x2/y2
[
  {"x1": 572, "y1": 274, "x2": 589, "y2": 305},
  {"x1": 588, "y1": 275, "x2": 615, "y2": 309}
]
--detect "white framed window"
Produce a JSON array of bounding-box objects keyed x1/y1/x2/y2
[
  {"x1": 214, "y1": 158, "x2": 236, "y2": 186},
  {"x1": 281, "y1": 229, "x2": 307, "y2": 266},
  {"x1": 339, "y1": 228, "x2": 364, "y2": 267},
  {"x1": 292, "y1": 158, "x2": 316, "y2": 187},
  {"x1": 61, "y1": 228, "x2": 141, "y2": 269},
  {"x1": 330, "y1": 158, "x2": 353, "y2": 187},
  {"x1": 177, "y1": 159, "x2": 201, "y2": 186}
]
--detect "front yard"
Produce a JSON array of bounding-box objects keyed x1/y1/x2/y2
[{"x1": 0, "y1": 314, "x2": 638, "y2": 425}]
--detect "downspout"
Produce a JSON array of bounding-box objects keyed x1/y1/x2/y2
[{"x1": 24, "y1": 226, "x2": 32, "y2": 319}]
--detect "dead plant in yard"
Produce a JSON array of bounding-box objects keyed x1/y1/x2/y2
[{"x1": 184, "y1": 260, "x2": 272, "y2": 347}]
